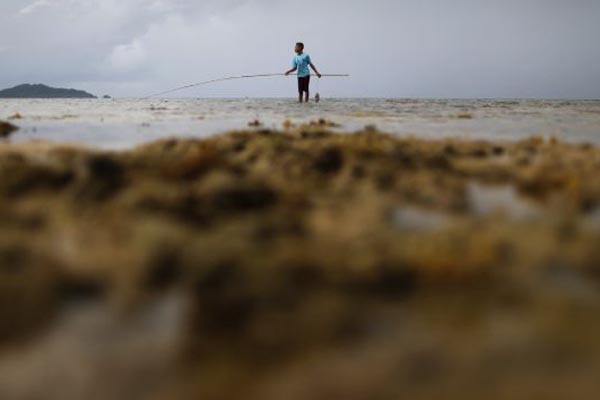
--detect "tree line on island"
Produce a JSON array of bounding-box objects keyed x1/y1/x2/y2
[{"x1": 0, "y1": 84, "x2": 110, "y2": 99}]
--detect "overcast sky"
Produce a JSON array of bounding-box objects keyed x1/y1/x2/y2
[{"x1": 1, "y1": 0, "x2": 599, "y2": 98}]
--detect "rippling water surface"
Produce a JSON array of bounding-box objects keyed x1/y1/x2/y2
[{"x1": 1, "y1": 98, "x2": 599, "y2": 149}]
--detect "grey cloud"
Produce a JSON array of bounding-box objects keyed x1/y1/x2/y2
[{"x1": 1, "y1": 0, "x2": 599, "y2": 98}]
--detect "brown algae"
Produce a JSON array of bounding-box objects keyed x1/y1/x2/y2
[{"x1": 1, "y1": 128, "x2": 600, "y2": 399}]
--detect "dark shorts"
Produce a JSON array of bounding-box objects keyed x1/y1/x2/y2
[{"x1": 298, "y1": 76, "x2": 310, "y2": 93}]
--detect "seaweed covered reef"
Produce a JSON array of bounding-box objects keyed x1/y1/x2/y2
[{"x1": 1, "y1": 127, "x2": 600, "y2": 399}]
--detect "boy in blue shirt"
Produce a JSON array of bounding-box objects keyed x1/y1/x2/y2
[{"x1": 285, "y1": 42, "x2": 321, "y2": 103}]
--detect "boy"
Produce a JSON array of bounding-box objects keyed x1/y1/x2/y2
[{"x1": 285, "y1": 42, "x2": 321, "y2": 103}]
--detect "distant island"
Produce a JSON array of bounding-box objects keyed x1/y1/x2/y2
[{"x1": 0, "y1": 84, "x2": 97, "y2": 99}]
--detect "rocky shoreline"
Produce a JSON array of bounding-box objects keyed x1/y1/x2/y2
[{"x1": 1, "y1": 127, "x2": 600, "y2": 399}]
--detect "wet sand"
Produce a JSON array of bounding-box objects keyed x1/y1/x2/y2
[
  {"x1": 1, "y1": 123, "x2": 600, "y2": 399},
  {"x1": 3, "y1": 98, "x2": 600, "y2": 148}
]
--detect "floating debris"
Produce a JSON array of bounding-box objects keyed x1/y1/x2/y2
[
  {"x1": 454, "y1": 112, "x2": 474, "y2": 119},
  {"x1": 308, "y1": 118, "x2": 340, "y2": 127},
  {"x1": 0, "y1": 120, "x2": 19, "y2": 137},
  {"x1": 149, "y1": 105, "x2": 168, "y2": 111}
]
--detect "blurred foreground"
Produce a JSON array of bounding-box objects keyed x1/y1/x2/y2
[{"x1": 1, "y1": 126, "x2": 600, "y2": 399}]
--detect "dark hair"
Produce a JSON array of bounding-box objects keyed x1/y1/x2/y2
[{"x1": 296, "y1": 42, "x2": 304, "y2": 50}]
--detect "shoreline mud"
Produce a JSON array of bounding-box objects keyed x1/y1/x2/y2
[{"x1": 1, "y1": 127, "x2": 600, "y2": 399}]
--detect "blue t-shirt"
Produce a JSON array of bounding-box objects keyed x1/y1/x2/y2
[{"x1": 292, "y1": 53, "x2": 312, "y2": 77}]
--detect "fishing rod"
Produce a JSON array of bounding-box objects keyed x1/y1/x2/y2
[{"x1": 143, "y1": 73, "x2": 350, "y2": 98}]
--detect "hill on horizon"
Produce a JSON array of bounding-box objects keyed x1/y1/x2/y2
[{"x1": 0, "y1": 84, "x2": 96, "y2": 99}]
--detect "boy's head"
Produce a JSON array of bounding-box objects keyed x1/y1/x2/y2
[{"x1": 295, "y1": 42, "x2": 304, "y2": 54}]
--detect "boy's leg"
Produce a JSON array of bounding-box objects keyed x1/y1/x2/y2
[
  {"x1": 305, "y1": 76, "x2": 310, "y2": 102},
  {"x1": 298, "y1": 76, "x2": 310, "y2": 103},
  {"x1": 298, "y1": 78, "x2": 303, "y2": 102}
]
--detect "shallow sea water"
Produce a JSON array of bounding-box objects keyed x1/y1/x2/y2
[{"x1": 1, "y1": 98, "x2": 599, "y2": 149}]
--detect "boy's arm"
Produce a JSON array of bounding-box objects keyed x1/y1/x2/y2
[
  {"x1": 285, "y1": 67, "x2": 297, "y2": 76},
  {"x1": 309, "y1": 63, "x2": 322, "y2": 78}
]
